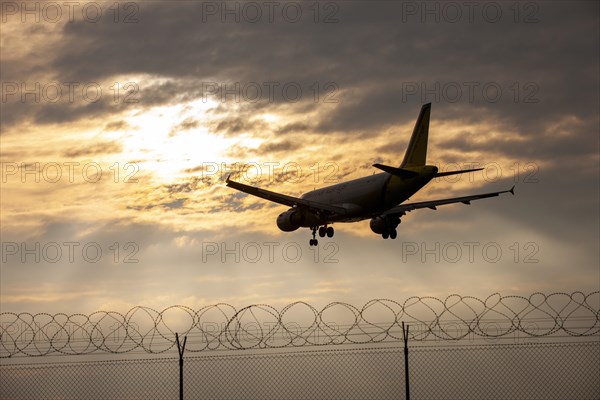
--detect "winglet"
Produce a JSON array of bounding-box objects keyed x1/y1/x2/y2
[
  {"x1": 226, "y1": 174, "x2": 231, "y2": 184},
  {"x1": 509, "y1": 185, "x2": 515, "y2": 195}
]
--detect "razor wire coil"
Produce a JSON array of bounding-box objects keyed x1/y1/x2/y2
[{"x1": 1, "y1": 291, "x2": 598, "y2": 357}]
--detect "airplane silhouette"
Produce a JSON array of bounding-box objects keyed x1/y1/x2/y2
[{"x1": 227, "y1": 103, "x2": 514, "y2": 246}]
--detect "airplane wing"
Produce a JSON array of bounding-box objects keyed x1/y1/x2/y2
[
  {"x1": 226, "y1": 177, "x2": 348, "y2": 215},
  {"x1": 383, "y1": 186, "x2": 515, "y2": 217}
]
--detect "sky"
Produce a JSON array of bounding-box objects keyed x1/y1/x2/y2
[{"x1": 0, "y1": 0, "x2": 599, "y2": 317}]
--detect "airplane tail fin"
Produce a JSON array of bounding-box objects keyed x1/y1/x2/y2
[{"x1": 400, "y1": 103, "x2": 431, "y2": 168}]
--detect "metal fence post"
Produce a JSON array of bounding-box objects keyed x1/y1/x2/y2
[
  {"x1": 402, "y1": 322, "x2": 410, "y2": 400},
  {"x1": 176, "y1": 333, "x2": 187, "y2": 400}
]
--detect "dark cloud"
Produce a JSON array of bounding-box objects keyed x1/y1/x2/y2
[
  {"x1": 163, "y1": 176, "x2": 213, "y2": 194},
  {"x1": 224, "y1": 145, "x2": 255, "y2": 160},
  {"x1": 212, "y1": 117, "x2": 267, "y2": 135},
  {"x1": 473, "y1": 163, "x2": 599, "y2": 249},
  {"x1": 1, "y1": 94, "x2": 139, "y2": 132},
  {"x1": 436, "y1": 119, "x2": 599, "y2": 163},
  {"x1": 177, "y1": 117, "x2": 199, "y2": 131},
  {"x1": 62, "y1": 141, "x2": 122, "y2": 158},
  {"x1": 276, "y1": 122, "x2": 310, "y2": 134},
  {"x1": 216, "y1": 192, "x2": 268, "y2": 213},
  {"x1": 169, "y1": 117, "x2": 200, "y2": 136},
  {"x1": 256, "y1": 140, "x2": 300, "y2": 154},
  {"x1": 376, "y1": 140, "x2": 410, "y2": 155},
  {"x1": 162, "y1": 198, "x2": 186, "y2": 209},
  {"x1": 3, "y1": 1, "x2": 596, "y2": 146},
  {"x1": 104, "y1": 120, "x2": 132, "y2": 131}
]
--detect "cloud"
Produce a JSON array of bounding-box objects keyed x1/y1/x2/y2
[
  {"x1": 212, "y1": 117, "x2": 268, "y2": 136},
  {"x1": 4, "y1": 2, "x2": 597, "y2": 164},
  {"x1": 104, "y1": 120, "x2": 133, "y2": 131},
  {"x1": 62, "y1": 141, "x2": 123, "y2": 157},
  {"x1": 1, "y1": 1, "x2": 598, "y2": 314},
  {"x1": 256, "y1": 140, "x2": 300, "y2": 154},
  {"x1": 275, "y1": 122, "x2": 310, "y2": 134}
]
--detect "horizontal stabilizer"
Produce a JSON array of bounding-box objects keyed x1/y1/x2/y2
[
  {"x1": 373, "y1": 163, "x2": 419, "y2": 178},
  {"x1": 435, "y1": 168, "x2": 484, "y2": 177}
]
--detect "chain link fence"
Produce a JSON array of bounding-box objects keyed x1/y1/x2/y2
[
  {"x1": 2, "y1": 341, "x2": 599, "y2": 399},
  {"x1": 2, "y1": 293, "x2": 599, "y2": 398}
]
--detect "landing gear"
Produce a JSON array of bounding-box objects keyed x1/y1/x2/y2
[
  {"x1": 310, "y1": 227, "x2": 318, "y2": 246},
  {"x1": 311, "y1": 225, "x2": 334, "y2": 245},
  {"x1": 318, "y1": 226, "x2": 335, "y2": 238},
  {"x1": 381, "y1": 221, "x2": 399, "y2": 239},
  {"x1": 326, "y1": 226, "x2": 334, "y2": 238}
]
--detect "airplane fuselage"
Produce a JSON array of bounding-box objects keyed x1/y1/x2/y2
[{"x1": 299, "y1": 165, "x2": 439, "y2": 224}]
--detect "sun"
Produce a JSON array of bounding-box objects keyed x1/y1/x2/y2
[{"x1": 114, "y1": 98, "x2": 237, "y2": 182}]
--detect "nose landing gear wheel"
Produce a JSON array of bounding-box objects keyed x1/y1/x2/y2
[
  {"x1": 310, "y1": 227, "x2": 319, "y2": 246},
  {"x1": 390, "y1": 229, "x2": 397, "y2": 239}
]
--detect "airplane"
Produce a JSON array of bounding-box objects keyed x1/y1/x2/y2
[{"x1": 226, "y1": 103, "x2": 514, "y2": 246}]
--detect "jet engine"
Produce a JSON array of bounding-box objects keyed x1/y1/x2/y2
[
  {"x1": 370, "y1": 215, "x2": 401, "y2": 235},
  {"x1": 276, "y1": 210, "x2": 302, "y2": 232},
  {"x1": 276, "y1": 208, "x2": 322, "y2": 232},
  {"x1": 369, "y1": 216, "x2": 387, "y2": 234}
]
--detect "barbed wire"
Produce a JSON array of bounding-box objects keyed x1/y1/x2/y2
[{"x1": 1, "y1": 292, "x2": 598, "y2": 357}]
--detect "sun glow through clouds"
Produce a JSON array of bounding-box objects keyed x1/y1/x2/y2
[{"x1": 118, "y1": 99, "x2": 234, "y2": 182}]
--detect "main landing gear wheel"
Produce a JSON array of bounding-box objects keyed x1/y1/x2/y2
[
  {"x1": 381, "y1": 229, "x2": 397, "y2": 240},
  {"x1": 380, "y1": 217, "x2": 400, "y2": 239},
  {"x1": 319, "y1": 226, "x2": 335, "y2": 238}
]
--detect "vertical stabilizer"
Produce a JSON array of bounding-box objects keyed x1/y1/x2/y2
[{"x1": 400, "y1": 103, "x2": 431, "y2": 167}]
